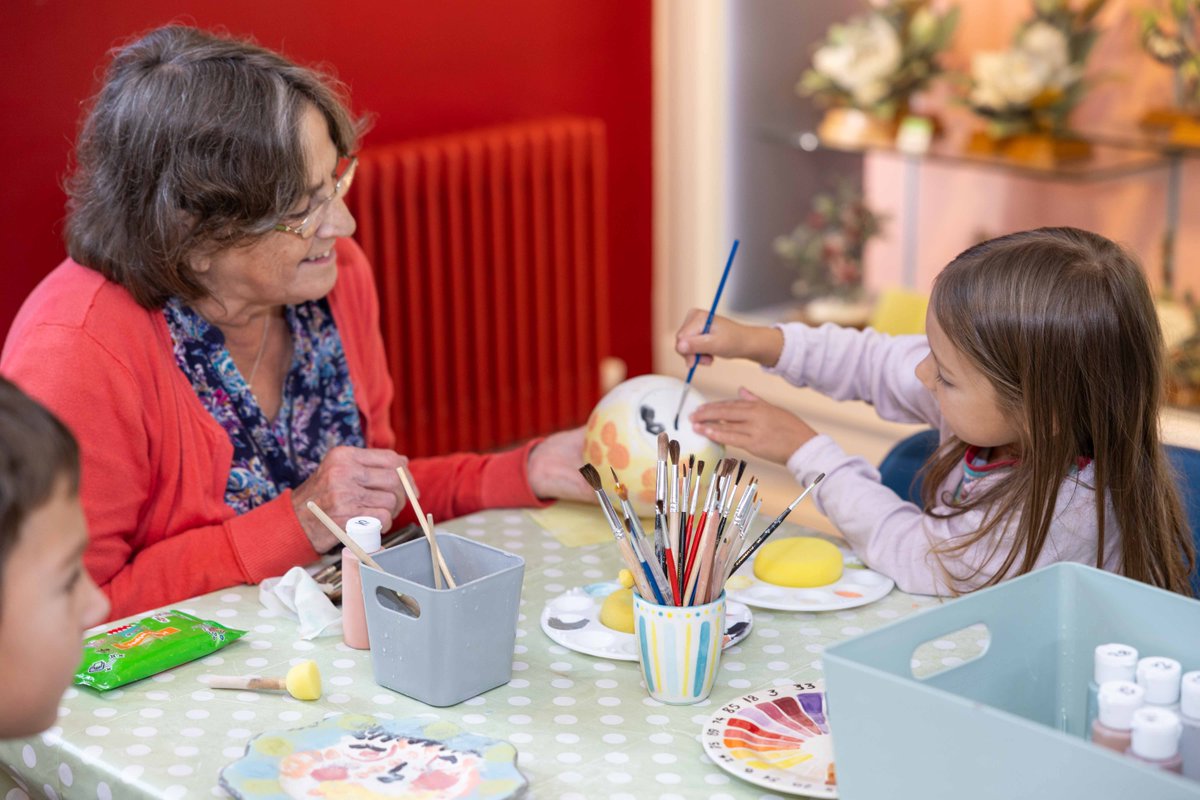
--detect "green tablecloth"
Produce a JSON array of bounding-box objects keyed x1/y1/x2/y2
[{"x1": 0, "y1": 507, "x2": 976, "y2": 799}]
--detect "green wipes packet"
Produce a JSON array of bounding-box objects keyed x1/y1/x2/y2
[{"x1": 75, "y1": 610, "x2": 246, "y2": 691}]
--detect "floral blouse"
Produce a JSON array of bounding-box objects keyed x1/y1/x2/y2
[{"x1": 163, "y1": 297, "x2": 365, "y2": 514}]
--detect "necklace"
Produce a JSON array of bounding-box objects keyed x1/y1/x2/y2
[{"x1": 245, "y1": 314, "x2": 271, "y2": 387}]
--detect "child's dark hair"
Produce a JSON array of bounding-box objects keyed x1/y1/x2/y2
[
  {"x1": 921, "y1": 227, "x2": 1196, "y2": 595},
  {"x1": 0, "y1": 376, "x2": 81, "y2": 572}
]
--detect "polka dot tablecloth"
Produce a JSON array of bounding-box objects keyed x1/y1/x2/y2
[{"x1": 0, "y1": 508, "x2": 980, "y2": 800}]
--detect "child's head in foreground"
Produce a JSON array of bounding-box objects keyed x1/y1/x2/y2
[
  {"x1": 918, "y1": 226, "x2": 1196, "y2": 595},
  {"x1": 0, "y1": 376, "x2": 108, "y2": 737}
]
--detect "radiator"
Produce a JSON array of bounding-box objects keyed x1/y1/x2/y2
[{"x1": 347, "y1": 117, "x2": 610, "y2": 457}]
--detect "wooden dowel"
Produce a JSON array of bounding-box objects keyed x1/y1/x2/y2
[
  {"x1": 203, "y1": 675, "x2": 285, "y2": 691},
  {"x1": 428, "y1": 512, "x2": 457, "y2": 588},
  {"x1": 396, "y1": 467, "x2": 456, "y2": 589}
]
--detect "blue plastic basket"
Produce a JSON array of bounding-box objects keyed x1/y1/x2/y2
[{"x1": 824, "y1": 563, "x2": 1200, "y2": 799}]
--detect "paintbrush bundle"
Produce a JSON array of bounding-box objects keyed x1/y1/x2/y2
[
  {"x1": 581, "y1": 433, "x2": 773, "y2": 608},
  {"x1": 580, "y1": 435, "x2": 826, "y2": 608}
]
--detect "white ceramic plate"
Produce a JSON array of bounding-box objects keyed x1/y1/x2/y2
[
  {"x1": 724, "y1": 550, "x2": 894, "y2": 612},
  {"x1": 540, "y1": 582, "x2": 753, "y2": 661},
  {"x1": 702, "y1": 681, "x2": 837, "y2": 797}
]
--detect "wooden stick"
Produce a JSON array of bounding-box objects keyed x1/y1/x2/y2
[
  {"x1": 427, "y1": 512, "x2": 457, "y2": 588},
  {"x1": 688, "y1": 510, "x2": 720, "y2": 605},
  {"x1": 202, "y1": 660, "x2": 322, "y2": 700},
  {"x1": 203, "y1": 675, "x2": 285, "y2": 691},
  {"x1": 304, "y1": 501, "x2": 421, "y2": 616},
  {"x1": 396, "y1": 467, "x2": 456, "y2": 589},
  {"x1": 306, "y1": 501, "x2": 383, "y2": 570}
]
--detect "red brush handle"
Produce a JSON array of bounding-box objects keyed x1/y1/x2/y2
[
  {"x1": 663, "y1": 548, "x2": 681, "y2": 606},
  {"x1": 683, "y1": 511, "x2": 708, "y2": 587}
]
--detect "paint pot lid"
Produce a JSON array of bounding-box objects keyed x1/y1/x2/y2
[
  {"x1": 1130, "y1": 706, "x2": 1183, "y2": 760},
  {"x1": 1093, "y1": 642, "x2": 1138, "y2": 684},
  {"x1": 1097, "y1": 680, "x2": 1145, "y2": 730},
  {"x1": 346, "y1": 516, "x2": 383, "y2": 553},
  {"x1": 1136, "y1": 656, "x2": 1183, "y2": 705},
  {"x1": 1182, "y1": 671, "x2": 1200, "y2": 720}
]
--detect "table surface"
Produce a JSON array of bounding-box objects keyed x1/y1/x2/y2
[{"x1": 0, "y1": 506, "x2": 979, "y2": 800}]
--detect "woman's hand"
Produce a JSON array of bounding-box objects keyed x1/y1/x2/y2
[
  {"x1": 690, "y1": 388, "x2": 817, "y2": 465},
  {"x1": 527, "y1": 427, "x2": 595, "y2": 503},
  {"x1": 291, "y1": 446, "x2": 409, "y2": 551},
  {"x1": 675, "y1": 309, "x2": 785, "y2": 368}
]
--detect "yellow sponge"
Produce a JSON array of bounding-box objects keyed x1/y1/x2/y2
[
  {"x1": 599, "y1": 570, "x2": 637, "y2": 633},
  {"x1": 753, "y1": 537, "x2": 844, "y2": 588},
  {"x1": 599, "y1": 588, "x2": 634, "y2": 633},
  {"x1": 284, "y1": 660, "x2": 322, "y2": 701}
]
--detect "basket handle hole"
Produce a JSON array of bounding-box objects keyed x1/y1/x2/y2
[
  {"x1": 376, "y1": 587, "x2": 421, "y2": 619},
  {"x1": 910, "y1": 622, "x2": 990, "y2": 680}
]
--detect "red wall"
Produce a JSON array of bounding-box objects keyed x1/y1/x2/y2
[{"x1": 2, "y1": 0, "x2": 652, "y2": 376}]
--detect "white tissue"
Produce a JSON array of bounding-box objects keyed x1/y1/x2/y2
[{"x1": 259, "y1": 565, "x2": 343, "y2": 640}]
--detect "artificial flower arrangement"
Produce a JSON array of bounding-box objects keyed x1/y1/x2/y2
[
  {"x1": 1138, "y1": 0, "x2": 1200, "y2": 140},
  {"x1": 774, "y1": 181, "x2": 887, "y2": 320},
  {"x1": 966, "y1": 0, "x2": 1107, "y2": 142},
  {"x1": 799, "y1": 0, "x2": 958, "y2": 146}
]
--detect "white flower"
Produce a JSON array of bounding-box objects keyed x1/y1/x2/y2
[
  {"x1": 1017, "y1": 21, "x2": 1070, "y2": 84},
  {"x1": 970, "y1": 21, "x2": 1078, "y2": 112},
  {"x1": 812, "y1": 15, "x2": 903, "y2": 106},
  {"x1": 969, "y1": 50, "x2": 1046, "y2": 109}
]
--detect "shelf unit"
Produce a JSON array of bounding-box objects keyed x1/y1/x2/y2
[
  {"x1": 687, "y1": 128, "x2": 1200, "y2": 530},
  {"x1": 762, "y1": 124, "x2": 1172, "y2": 288}
]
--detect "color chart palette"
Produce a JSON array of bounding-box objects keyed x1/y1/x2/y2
[{"x1": 701, "y1": 682, "x2": 836, "y2": 797}]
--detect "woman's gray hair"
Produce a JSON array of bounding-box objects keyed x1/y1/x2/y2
[{"x1": 65, "y1": 25, "x2": 365, "y2": 308}]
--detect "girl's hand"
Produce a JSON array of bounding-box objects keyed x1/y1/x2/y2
[
  {"x1": 674, "y1": 309, "x2": 784, "y2": 368},
  {"x1": 690, "y1": 388, "x2": 817, "y2": 465},
  {"x1": 527, "y1": 427, "x2": 595, "y2": 503}
]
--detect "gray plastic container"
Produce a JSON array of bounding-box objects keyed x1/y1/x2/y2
[
  {"x1": 359, "y1": 532, "x2": 524, "y2": 707},
  {"x1": 824, "y1": 563, "x2": 1200, "y2": 799}
]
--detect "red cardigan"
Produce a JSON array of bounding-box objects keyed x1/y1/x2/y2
[{"x1": 1, "y1": 239, "x2": 543, "y2": 620}]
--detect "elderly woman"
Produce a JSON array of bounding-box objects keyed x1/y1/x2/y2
[{"x1": 0, "y1": 26, "x2": 589, "y2": 620}]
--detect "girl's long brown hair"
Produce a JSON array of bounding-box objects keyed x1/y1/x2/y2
[{"x1": 919, "y1": 227, "x2": 1196, "y2": 595}]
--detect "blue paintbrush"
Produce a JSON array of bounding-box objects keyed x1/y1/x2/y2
[{"x1": 673, "y1": 239, "x2": 739, "y2": 430}]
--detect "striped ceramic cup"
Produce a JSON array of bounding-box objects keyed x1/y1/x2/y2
[{"x1": 633, "y1": 591, "x2": 726, "y2": 704}]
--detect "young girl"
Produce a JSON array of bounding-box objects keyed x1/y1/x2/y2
[
  {"x1": 0, "y1": 376, "x2": 109, "y2": 737},
  {"x1": 676, "y1": 227, "x2": 1196, "y2": 596}
]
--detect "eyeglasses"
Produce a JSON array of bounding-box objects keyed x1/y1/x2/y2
[{"x1": 274, "y1": 156, "x2": 358, "y2": 239}]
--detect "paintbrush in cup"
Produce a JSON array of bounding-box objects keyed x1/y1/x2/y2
[
  {"x1": 685, "y1": 457, "x2": 723, "y2": 582},
  {"x1": 611, "y1": 469, "x2": 670, "y2": 604},
  {"x1": 686, "y1": 459, "x2": 705, "y2": 540},
  {"x1": 729, "y1": 473, "x2": 826, "y2": 575},
  {"x1": 579, "y1": 464, "x2": 656, "y2": 601},
  {"x1": 395, "y1": 467, "x2": 456, "y2": 589},
  {"x1": 304, "y1": 501, "x2": 420, "y2": 615},
  {"x1": 712, "y1": 477, "x2": 757, "y2": 598},
  {"x1": 654, "y1": 432, "x2": 668, "y2": 569},
  {"x1": 667, "y1": 440, "x2": 684, "y2": 601},
  {"x1": 673, "y1": 238, "x2": 740, "y2": 430}
]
